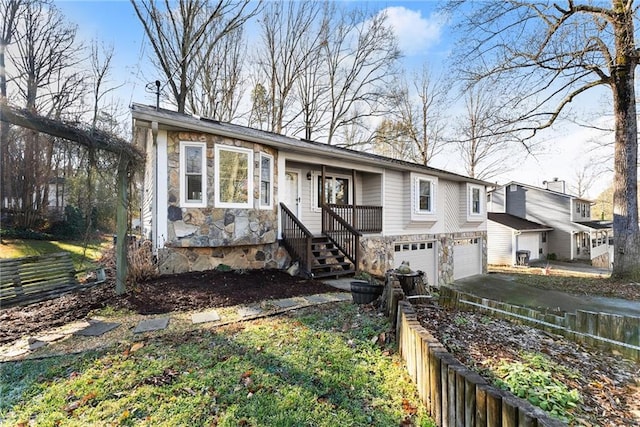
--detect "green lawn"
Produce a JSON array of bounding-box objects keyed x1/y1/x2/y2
[
  {"x1": 0, "y1": 303, "x2": 434, "y2": 426},
  {"x1": 0, "y1": 238, "x2": 110, "y2": 270}
]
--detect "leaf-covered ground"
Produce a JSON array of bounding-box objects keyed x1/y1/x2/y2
[{"x1": 415, "y1": 302, "x2": 640, "y2": 426}]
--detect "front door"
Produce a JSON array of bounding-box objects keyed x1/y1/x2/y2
[{"x1": 284, "y1": 170, "x2": 301, "y2": 217}]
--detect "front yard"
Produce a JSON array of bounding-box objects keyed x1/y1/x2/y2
[{"x1": 0, "y1": 303, "x2": 434, "y2": 426}]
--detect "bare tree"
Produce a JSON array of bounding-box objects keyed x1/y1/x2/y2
[
  {"x1": 569, "y1": 159, "x2": 607, "y2": 198},
  {"x1": 295, "y1": 6, "x2": 330, "y2": 140},
  {"x1": 453, "y1": 83, "x2": 520, "y2": 180},
  {"x1": 0, "y1": 0, "x2": 25, "y2": 218},
  {"x1": 131, "y1": 0, "x2": 259, "y2": 114},
  {"x1": 187, "y1": 25, "x2": 245, "y2": 121},
  {"x1": 377, "y1": 66, "x2": 449, "y2": 165},
  {"x1": 252, "y1": 0, "x2": 324, "y2": 134},
  {"x1": 0, "y1": 0, "x2": 23, "y2": 100},
  {"x1": 322, "y1": 7, "x2": 401, "y2": 145},
  {"x1": 450, "y1": 1, "x2": 639, "y2": 278},
  {"x1": 7, "y1": 0, "x2": 84, "y2": 228}
]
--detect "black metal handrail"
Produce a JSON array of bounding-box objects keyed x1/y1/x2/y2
[
  {"x1": 327, "y1": 204, "x2": 382, "y2": 233},
  {"x1": 321, "y1": 204, "x2": 362, "y2": 267},
  {"x1": 280, "y1": 203, "x2": 313, "y2": 274}
]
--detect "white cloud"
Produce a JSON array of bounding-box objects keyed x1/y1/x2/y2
[{"x1": 381, "y1": 6, "x2": 444, "y2": 56}]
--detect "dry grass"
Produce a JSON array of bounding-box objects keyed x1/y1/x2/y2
[{"x1": 99, "y1": 239, "x2": 158, "y2": 285}]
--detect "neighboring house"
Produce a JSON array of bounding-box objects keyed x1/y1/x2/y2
[
  {"x1": 131, "y1": 103, "x2": 490, "y2": 286},
  {"x1": 487, "y1": 180, "x2": 613, "y2": 268},
  {"x1": 487, "y1": 213, "x2": 553, "y2": 265},
  {"x1": 47, "y1": 176, "x2": 67, "y2": 220}
]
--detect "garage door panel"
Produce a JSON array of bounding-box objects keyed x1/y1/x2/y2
[
  {"x1": 453, "y1": 238, "x2": 482, "y2": 280},
  {"x1": 393, "y1": 241, "x2": 437, "y2": 285}
]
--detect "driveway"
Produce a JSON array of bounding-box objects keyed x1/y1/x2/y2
[{"x1": 450, "y1": 273, "x2": 640, "y2": 317}]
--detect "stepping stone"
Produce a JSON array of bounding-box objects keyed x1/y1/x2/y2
[
  {"x1": 191, "y1": 310, "x2": 221, "y2": 324},
  {"x1": 74, "y1": 321, "x2": 121, "y2": 337},
  {"x1": 271, "y1": 298, "x2": 300, "y2": 309},
  {"x1": 35, "y1": 333, "x2": 66, "y2": 343},
  {"x1": 237, "y1": 305, "x2": 263, "y2": 318},
  {"x1": 2, "y1": 348, "x2": 28, "y2": 358},
  {"x1": 333, "y1": 293, "x2": 352, "y2": 302},
  {"x1": 133, "y1": 317, "x2": 170, "y2": 334},
  {"x1": 27, "y1": 339, "x2": 47, "y2": 351},
  {"x1": 304, "y1": 294, "x2": 336, "y2": 304},
  {"x1": 59, "y1": 320, "x2": 92, "y2": 335}
]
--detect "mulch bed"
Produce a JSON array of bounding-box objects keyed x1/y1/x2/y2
[{"x1": 0, "y1": 269, "x2": 338, "y2": 346}]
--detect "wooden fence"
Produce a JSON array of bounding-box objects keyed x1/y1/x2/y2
[
  {"x1": 395, "y1": 300, "x2": 566, "y2": 426},
  {"x1": 439, "y1": 286, "x2": 640, "y2": 362}
]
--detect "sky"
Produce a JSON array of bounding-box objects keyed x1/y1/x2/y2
[{"x1": 53, "y1": 0, "x2": 614, "y2": 199}]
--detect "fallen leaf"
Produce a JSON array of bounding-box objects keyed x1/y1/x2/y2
[
  {"x1": 130, "y1": 342, "x2": 144, "y2": 353},
  {"x1": 402, "y1": 398, "x2": 417, "y2": 415}
]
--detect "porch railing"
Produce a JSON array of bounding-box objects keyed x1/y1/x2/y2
[
  {"x1": 327, "y1": 204, "x2": 382, "y2": 233},
  {"x1": 322, "y1": 204, "x2": 362, "y2": 268},
  {"x1": 280, "y1": 203, "x2": 313, "y2": 275}
]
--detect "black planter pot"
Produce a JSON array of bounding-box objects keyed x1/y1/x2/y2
[{"x1": 350, "y1": 280, "x2": 383, "y2": 304}]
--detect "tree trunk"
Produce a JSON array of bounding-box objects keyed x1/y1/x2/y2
[
  {"x1": 610, "y1": 8, "x2": 640, "y2": 279},
  {"x1": 115, "y1": 157, "x2": 129, "y2": 295}
]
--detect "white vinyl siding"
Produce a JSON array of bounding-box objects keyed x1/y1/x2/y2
[
  {"x1": 141, "y1": 129, "x2": 155, "y2": 241},
  {"x1": 361, "y1": 173, "x2": 382, "y2": 206},
  {"x1": 384, "y1": 170, "x2": 406, "y2": 235},
  {"x1": 487, "y1": 221, "x2": 513, "y2": 265},
  {"x1": 444, "y1": 180, "x2": 459, "y2": 233}
]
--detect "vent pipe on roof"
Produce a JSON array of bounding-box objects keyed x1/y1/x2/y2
[{"x1": 155, "y1": 80, "x2": 161, "y2": 111}]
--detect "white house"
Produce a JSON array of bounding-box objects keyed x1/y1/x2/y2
[
  {"x1": 132, "y1": 103, "x2": 491, "y2": 285},
  {"x1": 488, "y1": 180, "x2": 613, "y2": 268},
  {"x1": 487, "y1": 212, "x2": 553, "y2": 265}
]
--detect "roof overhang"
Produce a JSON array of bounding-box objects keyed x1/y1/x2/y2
[{"x1": 131, "y1": 103, "x2": 492, "y2": 186}]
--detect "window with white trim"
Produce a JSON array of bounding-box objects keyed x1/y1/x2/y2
[
  {"x1": 259, "y1": 153, "x2": 273, "y2": 208},
  {"x1": 471, "y1": 187, "x2": 481, "y2": 214},
  {"x1": 214, "y1": 145, "x2": 253, "y2": 208},
  {"x1": 468, "y1": 184, "x2": 484, "y2": 215},
  {"x1": 180, "y1": 141, "x2": 207, "y2": 207},
  {"x1": 412, "y1": 175, "x2": 436, "y2": 217}
]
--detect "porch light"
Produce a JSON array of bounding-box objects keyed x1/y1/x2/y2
[{"x1": 307, "y1": 171, "x2": 312, "y2": 180}]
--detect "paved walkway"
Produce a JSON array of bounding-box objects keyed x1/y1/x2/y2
[
  {"x1": 451, "y1": 273, "x2": 640, "y2": 317},
  {"x1": 0, "y1": 291, "x2": 351, "y2": 361}
]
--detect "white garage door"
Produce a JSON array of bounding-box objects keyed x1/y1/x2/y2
[
  {"x1": 393, "y1": 241, "x2": 437, "y2": 286},
  {"x1": 453, "y1": 238, "x2": 482, "y2": 280}
]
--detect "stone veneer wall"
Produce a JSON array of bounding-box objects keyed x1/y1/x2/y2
[
  {"x1": 157, "y1": 243, "x2": 291, "y2": 275},
  {"x1": 359, "y1": 231, "x2": 488, "y2": 286},
  {"x1": 159, "y1": 131, "x2": 282, "y2": 273}
]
